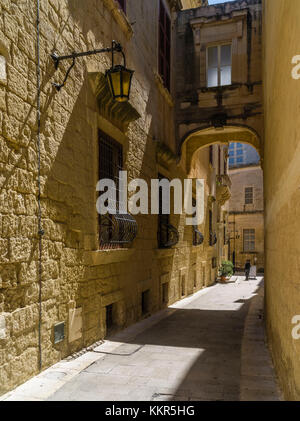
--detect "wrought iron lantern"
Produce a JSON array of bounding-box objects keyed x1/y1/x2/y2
[
  {"x1": 50, "y1": 40, "x2": 134, "y2": 99},
  {"x1": 106, "y1": 42, "x2": 134, "y2": 102},
  {"x1": 158, "y1": 222, "x2": 179, "y2": 249}
]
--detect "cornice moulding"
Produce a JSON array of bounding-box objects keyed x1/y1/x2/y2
[{"x1": 103, "y1": 0, "x2": 133, "y2": 40}]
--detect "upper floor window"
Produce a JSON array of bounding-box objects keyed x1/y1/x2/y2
[
  {"x1": 207, "y1": 44, "x2": 232, "y2": 88},
  {"x1": 245, "y1": 187, "x2": 253, "y2": 205},
  {"x1": 116, "y1": 0, "x2": 126, "y2": 13},
  {"x1": 243, "y1": 229, "x2": 255, "y2": 252},
  {"x1": 98, "y1": 131, "x2": 123, "y2": 249},
  {"x1": 159, "y1": 0, "x2": 171, "y2": 91},
  {"x1": 98, "y1": 131, "x2": 137, "y2": 249}
]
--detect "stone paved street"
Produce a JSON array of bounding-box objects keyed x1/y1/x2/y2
[{"x1": 1, "y1": 278, "x2": 281, "y2": 401}]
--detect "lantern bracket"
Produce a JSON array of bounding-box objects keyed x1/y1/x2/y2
[{"x1": 50, "y1": 41, "x2": 124, "y2": 91}]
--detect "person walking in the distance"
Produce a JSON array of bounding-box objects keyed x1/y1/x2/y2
[{"x1": 244, "y1": 260, "x2": 251, "y2": 281}]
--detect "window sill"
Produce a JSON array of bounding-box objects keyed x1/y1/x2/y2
[
  {"x1": 198, "y1": 84, "x2": 235, "y2": 93},
  {"x1": 154, "y1": 72, "x2": 174, "y2": 108},
  {"x1": 103, "y1": 0, "x2": 133, "y2": 40},
  {"x1": 155, "y1": 248, "x2": 175, "y2": 257},
  {"x1": 83, "y1": 248, "x2": 135, "y2": 265}
]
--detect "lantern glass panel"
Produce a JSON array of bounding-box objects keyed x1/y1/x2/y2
[
  {"x1": 106, "y1": 65, "x2": 133, "y2": 102},
  {"x1": 121, "y1": 69, "x2": 132, "y2": 97},
  {"x1": 110, "y1": 71, "x2": 121, "y2": 97}
]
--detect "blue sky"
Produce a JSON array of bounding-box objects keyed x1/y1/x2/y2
[{"x1": 208, "y1": 0, "x2": 234, "y2": 4}]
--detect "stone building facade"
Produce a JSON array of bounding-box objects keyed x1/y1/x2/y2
[
  {"x1": 5, "y1": 0, "x2": 300, "y2": 403},
  {"x1": 228, "y1": 164, "x2": 264, "y2": 271},
  {"x1": 0, "y1": 0, "x2": 230, "y2": 394},
  {"x1": 263, "y1": 0, "x2": 300, "y2": 401},
  {"x1": 175, "y1": 0, "x2": 263, "y2": 165},
  {"x1": 181, "y1": 0, "x2": 208, "y2": 9}
]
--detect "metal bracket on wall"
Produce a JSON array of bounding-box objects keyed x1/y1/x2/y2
[{"x1": 50, "y1": 41, "x2": 123, "y2": 91}]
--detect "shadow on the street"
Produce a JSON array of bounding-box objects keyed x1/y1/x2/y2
[{"x1": 103, "y1": 279, "x2": 265, "y2": 401}]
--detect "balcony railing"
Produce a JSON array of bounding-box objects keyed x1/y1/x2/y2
[
  {"x1": 216, "y1": 174, "x2": 232, "y2": 205},
  {"x1": 158, "y1": 222, "x2": 179, "y2": 249},
  {"x1": 99, "y1": 212, "x2": 138, "y2": 248},
  {"x1": 193, "y1": 227, "x2": 204, "y2": 246}
]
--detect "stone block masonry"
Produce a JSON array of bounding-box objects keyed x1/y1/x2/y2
[{"x1": 0, "y1": 0, "x2": 227, "y2": 395}]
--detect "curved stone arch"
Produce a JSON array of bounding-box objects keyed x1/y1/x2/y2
[{"x1": 178, "y1": 124, "x2": 262, "y2": 174}]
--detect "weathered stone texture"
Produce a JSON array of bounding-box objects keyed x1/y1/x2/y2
[
  {"x1": 175, "y1": 0, "x2": 263, "y2": 161},
  {"x1": 263, "y1": 0, "x2": 300, "y2": 401},
  {"x1": 0, "y1": 0, "x2": 229, "y2": 395}
]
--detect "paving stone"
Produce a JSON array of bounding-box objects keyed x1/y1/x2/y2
[{"x1": 3, "y1": 280, "x2": 281, "y2": 401}]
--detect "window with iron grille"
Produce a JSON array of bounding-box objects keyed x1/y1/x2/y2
[
  {"x1": 243, "y1": 229, "x2": 255, "y2": 252},
  {"x1": 116, "y1": 0, "x2": 126, "y2": 13},
  {"x1": 157, "y1": 174, "x2": 179, "y2": 249},
  {"x1": 159, "y1": 0, "x2": 171, "y2": 91},
  {"x1": 245, "y1": 187, "x2": 253, "y2": 204},
  {"x1": 98, "y1": 131, "x2": 123, "y2": 249},
  {"x1": 158, "y1": 174, "x2": 171, "y2": 248},
  {"x1": 209, "y1": 209, "x2": 216, "y2": 246}
]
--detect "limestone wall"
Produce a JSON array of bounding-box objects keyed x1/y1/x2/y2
[
  {"x1": 229, "y1": 166, "x2": 263, "y2": 213},
  {"x1": 175, "y1": 0, "x2": 263, "y2": 153},
  {"x1": 0, "y1": 0, "x2": 228, "y2": 394},
  {"x1": 263, "y1": 0, "x2": 300, "y2": 400},
  {"x1": 228, "y1": 165, "x2": 264, "y2": 270}
]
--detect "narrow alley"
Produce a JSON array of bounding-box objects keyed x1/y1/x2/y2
[{"x1": 1, "y1": 278, "x2": 281, "y2": 402}]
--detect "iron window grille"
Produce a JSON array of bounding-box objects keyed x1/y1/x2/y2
[
  {"x1": 98, "y1": 131, "x2": 137, "y2": 248},
  {"x1": 243, "y1": 229, "x2": 255, "y2": 252},
  {"x1": 193, "y1": 228, "x2": 204, "y2": 246},
  {"x1": 157, "y1": 174, "x2": 179, "y2": 249},
  {"x1": 245, "y1": 187, "x2": 254, "y2": 204},
  {"x1": 209, "y1": 210, "x2": 217, "y2": 246},
  {"x1": 116, "y1": 0, "x2": 126, "y2": 13},
  {"x1": 159, "y1": 0, "x2": 171, "y2": 91}
]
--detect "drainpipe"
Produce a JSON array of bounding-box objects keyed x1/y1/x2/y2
[{"x1": 36, "y1": 0, "x2": 44, "y2": 372}]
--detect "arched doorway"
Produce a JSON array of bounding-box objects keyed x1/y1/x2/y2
[
  {"x1": 177, "y1": 125, "x2": 262, "y2": 174},
  {"x1": 179, "y1": 124, "x2": 263, "y2": 277}
]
